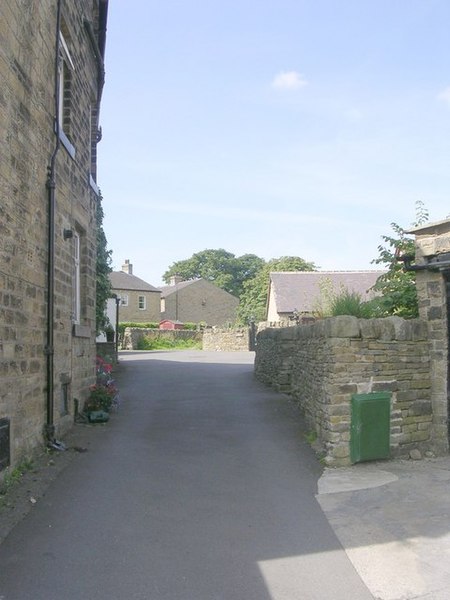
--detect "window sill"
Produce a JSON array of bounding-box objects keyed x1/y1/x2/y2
[
  {"x1": 72, "y1": 324, "x2": 91, "y2": 338},
  {"x1": 60, "y1": 130, "x2": 76, "y2": 159},
  {"x1": 89, "y1": 174, "x2": 100, "y2": 195}
]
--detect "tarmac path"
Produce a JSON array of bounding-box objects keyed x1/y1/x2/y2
[{"x1": 0, "y1": 350, "x2": 373, "y2": 599}]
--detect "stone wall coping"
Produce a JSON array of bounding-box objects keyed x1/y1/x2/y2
[{"x1": 257, "y1": 316, "x2": 428, "y2": 342}]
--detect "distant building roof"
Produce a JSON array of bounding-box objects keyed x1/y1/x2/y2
[
  {"x1": 160, "y1": 278, "x2": 239, "y2": 298},
  {"x1": 109, "y1": 271, "x2": 160, "y2": 292},
  {"x1": 160, "y1": 279, "x2": 198, "y2": 298},
  {"x1": 269, "y1": 271, "x2": 385, "y2": 314}
]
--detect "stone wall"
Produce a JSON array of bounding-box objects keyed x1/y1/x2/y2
[
  {"x1": 409, "y1": 218, "x2": 450, "y2": 454},
  {"x1": 202, "y1": 328, "x2": 251, "y2": 352},
  {"x1": 255, "y1": 316, "x2": 432, "y2": 466}
]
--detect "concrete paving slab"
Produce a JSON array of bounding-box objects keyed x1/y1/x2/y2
[{"x1": 317, "y1": 457, "x2": 450, "y2": 600}]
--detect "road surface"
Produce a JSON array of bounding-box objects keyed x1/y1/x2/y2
[{"x1": 0, "y1": 351, "x2": 373, "y2": 599}]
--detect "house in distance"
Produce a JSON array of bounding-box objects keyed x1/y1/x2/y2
[
  {"x1": 160, "y1": 276, "x2": 239, "y2": 327},
  {"x1": 267, "y1": 271, "x2": 385, "y2": 323},
  {"x1": 110, "y1": 261, "x2": 161, "y2": 323}
]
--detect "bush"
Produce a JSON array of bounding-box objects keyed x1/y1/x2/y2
[
  {"x1": 136, "y1": 337, "x2": 202, "y2": 351},
  {"x1": 330, "y1": 290, "x2": 376, "y2": 318}
]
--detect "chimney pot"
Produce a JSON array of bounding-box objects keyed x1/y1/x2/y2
[
  {"x1": 122, "y1": 260, "x2": 133, "y2": 275},
  {"x1": 170, "y1": 275, "x2": 183, "y2": 286}
]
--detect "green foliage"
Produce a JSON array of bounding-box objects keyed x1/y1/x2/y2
[
  {"x1": 163, "y1": 249, "x2": 264, "y2": 298},
  {"x1": 372, "y1": 201, "x2": 429, "y2": 319},
  {"x1": 0, "y1": 459, "x2": 34, "y2": 497},
  {"x1": 182, "y1": 322, "x2": 200, "y2": 330},
  {"x1": 117, "y1": 322, "x2": 159, "y2": 337},
  {"x1": 330, "y1": 289, "x2": 377, "y2": 318},
  {"x1": 84, "y1": 383, "x2": 117, "y2": 412},
  {"x1": 237, "y1": 256, "x2": 317, "y2": 323},
  {"x1": 96, "y1": 193, "x2": 112, "y2": 334},
  {"x1": 136, "y1": 337, "x2": 202, "y2": 351},
  {"x1": 304, "y1": 430, "x2": 318, "y2": 445}
]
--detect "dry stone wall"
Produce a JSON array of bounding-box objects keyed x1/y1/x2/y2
[
  {"x1": 202, "y1": 328, "x2": 250, "y2": 351},
  {"x1": 255, "y1": 316, "x2": 432, "y2": 466}
]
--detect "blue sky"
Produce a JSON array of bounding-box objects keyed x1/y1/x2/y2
[{"x1": 98, "y1": 0, "x2": 450, "y2": 287}]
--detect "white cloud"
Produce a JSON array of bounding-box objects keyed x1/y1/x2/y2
[
  {"x1": 437, "y1": 86, "x2": 450, "y2": 105},
  {"x1": 272, "y1": 70, "x2": 308, "y2": 90}
]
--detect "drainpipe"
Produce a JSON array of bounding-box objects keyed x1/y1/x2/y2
[{"x1": 44, "y1": 0, "x2": 62, "y2": 443}]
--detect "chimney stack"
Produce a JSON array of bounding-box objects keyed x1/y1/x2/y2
[
  {"x1": 122, "y1": 259, "x2": 133, "y2": 275},
  {"x1": 170, "y1": 275, "x2": 183, "y2": 286}
]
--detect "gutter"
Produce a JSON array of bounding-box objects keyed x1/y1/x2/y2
[{"x1": 398, "y1": 252, "x2": 450, "y2": 273}]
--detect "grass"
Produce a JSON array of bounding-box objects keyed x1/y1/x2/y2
[
  {"x1": 330, "y1": 290, "x2": 375, "y2": 318},
  {"x1": 136, "y1": 337, "x2": 202, "y2": 351},
  {"x1": 304, "y1": 430, "x2": 318, "y2": 445},
  {"x1": 0, "y1": 458, "x2": 34, "y2": 502}
]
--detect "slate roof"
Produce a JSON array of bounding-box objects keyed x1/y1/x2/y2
[
  {"x1": 269, "y1": 271, "x2": 385, "y2": 314},
  {"x1": 160, "y1": 278, "x2": 238, "y2": 298},
  {"x1": 109, "y1": 271, "x2": 160, "y2": 292},
  {"x1": 160, "y1": 279, "x2": 199, "y2": 298}
]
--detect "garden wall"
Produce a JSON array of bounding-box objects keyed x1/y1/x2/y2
[
  {"x1": 255, "y1": 316, "x2": 432, "y2": 466},
  {"x1": 202, "y1": 328, "x2": 251, "y2": 351}
]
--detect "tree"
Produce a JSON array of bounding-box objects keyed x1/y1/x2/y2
[
  {"x1": 371, "y1": 201, "x2": 429, "y2": 319},
  {"x1": 96, "y1": 193, "x2": 112, "y2": 334},
  {"x1": 237, "y1": 256, "x2": 317, "y2": 323},
  {"x1": 163, "y1": 249, "x2": 264, "y2": 298}
]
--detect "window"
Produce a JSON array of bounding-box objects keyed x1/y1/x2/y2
[
  {"x1": 58, "y1": 28, "x2": 75, "y2": 157},
  {"x1": 138, "y1": 296, "x2": 146, "y2": 310},
  {"x1": 161, "y1": 298, "x2": 166, "y2": 312},
  {"x1": 72, "y1": 232, "x2": 81, "y2": 323},
  {"x1": 60, "y1": 382, "x2": 70, "y2": 416},
  {"x1": 120, "y1": 295, "x2": 129, "y2": 307}
]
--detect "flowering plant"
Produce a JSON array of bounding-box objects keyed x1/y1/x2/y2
[
  {"x1": 84, "y1": 382, "x2": 118, "y2": 412},
  {"x1": 83, "y1": 356, "x2": 119, "y2": 413},
  {"x1": 96, "y1": 356, "x2": 113, "y2": 385}
]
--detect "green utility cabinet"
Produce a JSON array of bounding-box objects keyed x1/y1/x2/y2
[{"x1": 350, "y1": 392, "x2": 391, "y2": 463}]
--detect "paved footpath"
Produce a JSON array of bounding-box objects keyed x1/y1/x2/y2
[{"x1": 0, "y1": 351, "x2": 372, "y2": 600}]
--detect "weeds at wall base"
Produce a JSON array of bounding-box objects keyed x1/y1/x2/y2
[{"x1": 0, "y1": 459, "x2": 34, "y2": 504}]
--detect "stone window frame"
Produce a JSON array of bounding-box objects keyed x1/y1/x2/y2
[
  {"x1": 138, "y1": 295, "x2": 146, "y2": 310},
  {"x1": 72, "y1": 231, "x2": 81, "y2": 324},
  {"x1": 89, "y1": 103, "x2": 101, "y2": 195},
  {"x1": 71, "y1": 226, "x2": 91, "y2": 339},
  {"x1": 120, "y1": 294, "x2": 129, "y2": 307}
]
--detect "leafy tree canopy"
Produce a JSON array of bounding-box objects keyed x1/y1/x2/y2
[
  {"x1": 163, "y1": 249, "x2": 264, "y2": 298},
  {"x1": 371, "y1": 201, "x2": 429, "y2": 319},
  {"x1": 237, "y1": 255, "x2": 317, "y2": 324}
]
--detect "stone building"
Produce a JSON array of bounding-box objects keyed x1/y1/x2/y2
[
  {"x1": 109, "y1": 261, "x2": 161, "y2": 323},
  {"x1": 266, "y1": 271, "x2": 385, "y2": 323},
  {"x1": 160, "y1": 277, "x2": 239, "y2": 326},
  {"x1": 407, "y1": 218, "x2": 450, "y2": 455},
  {"x1": 0, "y1": 0, "x2": 109, "y2": 471}
]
